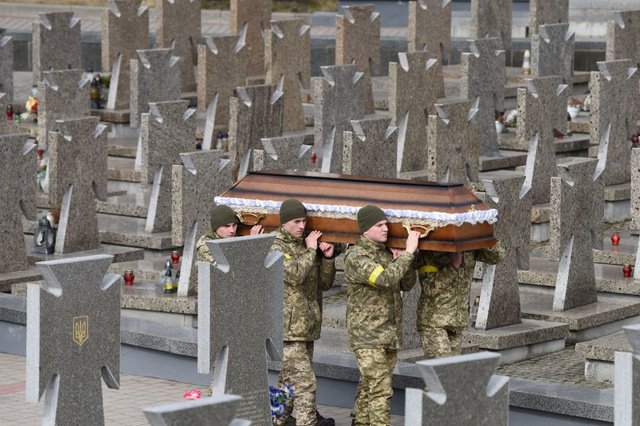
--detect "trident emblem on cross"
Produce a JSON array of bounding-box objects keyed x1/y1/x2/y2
[{"x1": 72, "y1": 316, "x2": 88, "y2": 346}]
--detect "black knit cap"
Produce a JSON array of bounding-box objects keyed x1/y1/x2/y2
[
  {"x1": 357, "y1": 205, "x2": 387, "y2": 233},
  {"x1": 279, "y1": 199, "x2": 307, "y2": 224},
  {"x1": 210, "y1": 205, "x2": 238, "y2": 231}
]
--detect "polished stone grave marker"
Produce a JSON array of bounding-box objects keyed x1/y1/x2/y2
[
  {"x1": 591, "y1": 59, "x2": 639, "y2": 186},
  {"x1": 614, "y1": 324, "x2": 640, "y2": 426},
  {"x1": 26, "y1": 254, "x2": 120, "y2": 426},
  {"x1": 389, "y1": 51, "x2": 442, "y2": 173},
  {"x1": 145, "y1": 394, "x2": 249, "y2": 426},
  {"x1": 230, "y1": 0, "x2": 271, "y2": 76},
  {"x1": 265, "y1": 19, "x2": 310, "y2": 133},
  {"x1": 102, "y1": 0, "x2": 149, "y2": 110},
  {"x1": 532, "y1": 23, "x2": 574, "y2": 87},
  {"x1": 32, "y1": 12, "x2": 81, "y2": 83},
  {"x1": 0, "y1": 34, "x2": 12, "y2": 101},
  {"x1": 529, "y1": 0, "x2": 569, "y2": 36},
  {"x1": 253, "y1": 134, "x2": 313, "y2": 172},
  {"x1": 130, "y1": 48, "x2": 182, "y2": 128},
  {"x1": 405, "y1": 352, "x2": 509, "y2": 425},
  {"x1": 470, "y1": 0, "x2": 511, "y2": 49},
  {"x1": 461, "y1": 38, "x2": 505, "y2": 157},
  {"x1": 343, "y1": 117, "x2": 397, "y2": 178},
  {"x1": 48, "y1": 117, "x2": 108, "y2": 254},
  {"x1": 0, "y1": 134, "x2": 36, "y2": 273},
  {"x1": 408, "y1": 0, "x2": 451, "y2": 63},
  {"x1": 336, "y1": 4, "x2": 380, "y2": 114},
  {"x1": 631, "y1": 148, "x2": 640, "y2": 233},
  {"x1": 426, "y1": 100, "x2": 479, "y2": 184},
  {"x1": 313, "y1": 64, "x2": 365, "y2": 174},
  {"x1": 607, "y1": 10, "x2": 640, "y2": 66},
  {"x1": 156, "y1": 0, "x2": 201, "y2": 92},
  {"x1": 198, "y1": 235, "x2": 283, "y2": 424},
  {"x1": 550, "y1": 158, "x2": 603, "y2": 311},
  {"x1": 173, "y1": 150, "x2": 233, "y2": 296}
]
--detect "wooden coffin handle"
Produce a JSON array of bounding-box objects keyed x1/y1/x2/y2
[
  {"x1": 238, "y1": 212, "x2": 266, "y2": 226},
  {"x1": 402, "y1": 223, "x2": 436, "y2": 238}
]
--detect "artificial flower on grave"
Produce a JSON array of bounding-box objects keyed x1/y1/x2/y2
[
  {"x1": 26, "y1": 96, "x2": 38, "y2": 114},
  {"x1": 182, "y1": 389, "x2": 202, "y2": 400},
  {"x1": 270, "y1": 384, "x2": 295, "y2": 425}
]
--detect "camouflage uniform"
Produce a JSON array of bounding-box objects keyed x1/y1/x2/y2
[
  {"x1": 416, "y1": 242, "x2": 505, "y2": 359},
  {"x1": 344, "y1": 236, "x2": 416, "y2": 426},
  {"x1": 271, "y1": 227, "x2": 336, "y2": 426},
  {"x1": 193, "y1": 232, "x2": 221, "y2": 294}
]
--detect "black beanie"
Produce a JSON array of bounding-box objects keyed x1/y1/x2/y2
[
  {"x1": 210, "y1": 205, "x2": 238, "y2": 231},
  {"x1": 280, "y1": 199, "x2": 307, "y2": 224},
  {"x1": 357, "y1": 205, "x2": 387, "y2": 233}
]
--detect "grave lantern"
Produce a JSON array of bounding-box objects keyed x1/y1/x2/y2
[{"x1": 33, "y1": 216, "x2": 56, "y2": 254}]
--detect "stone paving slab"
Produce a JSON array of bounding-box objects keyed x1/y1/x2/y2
[
  {"x1": 479, "y1": 150, "x2": 528, "y2": 171},
  {"x1": 464, "y1": 318, "x2": 569, "y2": 351},
  {"x1": 575, "y1": 331, "x2": 630, "y2": 362}
]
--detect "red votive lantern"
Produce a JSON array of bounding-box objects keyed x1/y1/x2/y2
[
  {"x1": 310, "y1": 152, "x2": 317, "y2": 166},
  {"x1": 623, "y1": 264, "x2": 633, "y2": 278},
  {"x1": 612, "y1": 232, "x2": 620, "y2": 246},
  {"x1": 171, "y1": 250, "x2": 181, "y2": 265},
  {"x1": 123, "y1": 269, "x2": 135, "y2": 286}
]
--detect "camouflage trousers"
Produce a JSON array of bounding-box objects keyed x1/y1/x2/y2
[
  {"x1": 276, "y1": 341, "x2": 317, "y2": 426},
  {"x1": 420, "y1": 326, "x2": 465, "y2": 359},
  {"x1": 353, "y1": 347, "x2": 397, "y2": 426}
]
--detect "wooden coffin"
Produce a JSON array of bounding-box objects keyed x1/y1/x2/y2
[{"x1": 216, "y1": 171, "x2": 497, "y2": 252}]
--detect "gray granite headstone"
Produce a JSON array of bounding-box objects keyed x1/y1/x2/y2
[
  {"x1": 141, "y1": 100, "x2": 197, "y2": 233},
  {"x1": 198, "y1": 235, "x2": 283, "y2": 424},
  {"x1": 253, "y1": 134, "x2": 313, "y2": 172},
  {"x1": 101, "y1": 0, "x2": 149, "y2": 110},
  {"x1": 336, "y1": 4, "x2": 380, "y2": 114},
  {"x1": 313, "y1": 64, "x2": 366, "y2": 174},
  {"x1": 531, "y1": 23, "x2": 575, "y2": 87},
  {"x1": 173, "y1": 150, "x2": 233, "y2": 296},
  {"x1": 156, "y1": 0, "x2": 201, "y2": 92},
  {"x1": 631, "y1": 148, "x2": 640, "y2": 233},
  {"x1": 614, "y1": 324, "x2": 640, "y2": 426},
  {"x1": 130, "y1": 48, "x2": 182, "y2": 128},
  {"x1": 405, "y1": 352, "x2": 509, "y2": 425},
  {"x1": 606, "y1": 10, "x2": 640, "y2": 66},
  {"x1": 529, "y1": 0, "x2": 569, "y2": 36},
  {"x1": 477, "y1": 171, "x2": 530, "y2": 330},
  {"x1": 427, "y1": 100, "x2": 479, "y2": 185},
  {"x1": 0, "y1": 35, "x2": 13, "y2": 102},
  {"x1": 343, "y1": 117, "x2": 397, "y2": 178},
  {"x1": 26, "y1": 255, "x2": 120, "y2": 426},
  {"x1": 265, "y1": 19, "x2": 310, "y2": 133},
  {"x1": 549, "y1": 157, "x2": 603, "y2": 311},
  {"x1": 0, "y1": 134, "x2": 36, "y2": 273},
  {"x1": 228, "y1": 84, "x2": 284, "y2": 179},
  {"x1": 517, "y1": 76, "x2": 569, "y2": 204},
  {"x1": 389, "y1": 51, "x2": 442, "y2": 173},
  {"x1": 230, "y1": 0, "x2": 271, "y2": 77},
  {"x1": 197, "y1": 35, "x2": 246, "y2": 128},
  {"x1": 48, "y1": 117, "x2": 108, "y2": 254},
  {"x1": 144, "y1": 394, "x2": 250, "y2": 426},
  {"x1": 590, "y1": 59, "x2": 640, "y2": 186},
  {"x1": 408, "y1": 0, "x2": 451, "y2": 63},
  {"x1": 38, "y1": 69, "x2": 91, "y2": 148},
  {"x1": 460, "y1": 38, "x2": 505, "y2": 157},
  {"x1": 470, "y1": 0, "x2": 511, "y2": 50},
  {"x1": 32, "y1": 12, "x2": 81, "y2": 83}
]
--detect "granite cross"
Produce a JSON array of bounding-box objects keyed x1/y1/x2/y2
[
  {"x1": 144, "y1": 394, "x2": 250, "y2": 426},
  {"x1": 470, "y1": 0, "x2": 511, "y2": 49},
  {"x1": 631, "y1": 149, "x2": 640, "y2": 234},
  {"x1": 253, "y1": 134, "x2": 313, "y2": 172},
  {"x1": 606, "y1": 10, "x2": 640, "y2": 66},
  {"x1": 532, "y1": 23, "x2": 575, "y2": 87},
  {"x1": 529, "y1": 0, "x2": 569, "y2": 36},
  {"x1": 408, "y1": 0, "x2": 452, "y2": 63},
  {"x1": 32, "y1": 12, "x2": 81, "y2": 83},
  {"x1": 230, "y1": 0, "x2": 272, "y2": 76},
  {"x1": 0, "y1": 34, "x2": 13, "y2": 102},
  {"x1": 614, "y1": 324, "x2": 640, "y2": 426},
  {"x1": 343, "y1": 117, "x2": 398, "y2": 178}
]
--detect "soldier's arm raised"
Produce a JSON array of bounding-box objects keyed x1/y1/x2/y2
[
  {"x1": 345, "y1": 250, "x2": 415, "y2": 289},
  {"x1": 274, "y1": 245, "x2": 318, "y2": 287},
  {"x1": 475, "y1": 240, "x2": 506, "y2": 265}
]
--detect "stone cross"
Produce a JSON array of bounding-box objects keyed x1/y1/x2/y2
[
  {"x1": 590, "y1": 59, "x2": 640, "y2": 186},
  {"x1": 38, "y1": 69, "x2": 91, "y2": 148},
  {"x1": 32, "y1": 12, "x2": 81, "y2": 83},
  {"x1": 408, "y1": 0, "x2": 452, "y2": 63},
  {"x1": 198, "y1": 235, "x2": 283, "y2": 424},
  {"x1": 253, "y1": 134, "x2": 313, "y2": 172},
  {"x1": 426, "y1": 100, "x2": 479, "y2": 184},
  {"x1": 48, "y1": 117, "x2": 108, "y2": 254},
  {"x1": 101, "y1": 0, "x2": 149, "y2": 110},
  {"x1": 156, "y1": 0, "x2": 201, "y2": 92},
  {"x1": 173, "y1": 150, "x2": 233, "y2": 296},
  {"x1": 460, "y1": 38, "x2": 505, "y2": 157},
  {"x1": 517, "y1": 76, "x2": 569, "y2": 204},
  {"x1": 26, "y1": 254, "x2": 120, "y2": 426},
  {"x1": 470, "y1": 0, "x2": 511, "y2": 50},
  {"x1": 228, "y1": 84, "x2": 284, "y2": 179},
  {"x1": 529, "y1": 0, "x2": 569, "y2": 36},
  {"x1": 405, "y1": 352, "x2": 509, "y2": 425},
  {"x1": 549, "y1": 158, "x2": 603, "y2": 311},
  {"x1": 336, "y1": 4, "x2": 380, "y2": 114},
  {"x1": 144, "y1": 394, "x2": 250, "y2": 426},
  {"x1": 230, "y1": 0, "x2": 271, "y2": 77},
  {"x1": 343, "y1": 117, "x2": 397, "y2": 178},
  {"x1": 607, "y1": 10, "x2": 640, "y2": 66},
  {"x1": 477, "y1": 171, "x2": 530, "y2": 330},
  {"x1": 631, "y1": 149, "x2": 640, "y2": 233},
  {"x1": 130, "y1": 48, "x2": 182, "y2": 128},
  {"x1": 313, "y1": 64, "x2": 366, "y2": 174},
  {"x1": 197, "y1": 35, "x2": 246, "y2": 130},
  {"x1": 614, "y1": 324, "x2": 640, "y2": 425},
  {"x1": 265, "y1": 19, "x2": 311, "y2": 133},
  {"x1": 140, "y1": 100, "x2": 196, "y2": 233},
  {"x1": 389, "y1": 51, "x2": 442, "y2": 173},
  {"x1": 0, "y1": 35, "x2": 13, "y2": 102},
  {"x1": 531, "y1": 23, "x2": 575, "y2": 87},
  {"x1": 0, "y1": 134, "x2": 36, "y2": 273}
]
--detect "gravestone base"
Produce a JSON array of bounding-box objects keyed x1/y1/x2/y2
[
  {"x1": 531, "y1": 222, "x2": 550, "y2": 243},
  {"x1": 91, "y1": 108, "x2": 130, "y2": 124},
  {"x1": 500, "y1": 130, "x2": 591, "y2": 153},
  {"x1": 99, "y1": 215, "x2": 175, "y2": 250},
  {"x1": 575, "y1": 331, "x2": 629, "y2": 383},
  {"x1": 593, "y1": 225, "x2": 637, "y2": 266},
  {"x1": 0, "y1": 267, "x2": 42, "y2": 293},
  {"x1": 479, "y1": 150, "x2": 527, "y2": 172}
]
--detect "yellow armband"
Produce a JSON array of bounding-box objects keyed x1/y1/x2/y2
[
  {"x1": 419, "y1": 265, "x2": 439, "y2": 274},
  {"x1": 368, "y1": 265, "x2": 384, "y2": 286}
]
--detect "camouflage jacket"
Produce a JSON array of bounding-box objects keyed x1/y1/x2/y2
[
  {"x1": 271, "y1": 227, "x2": 336, "y2": 342},
  {"x1": 344, "y1": 236, "x2": 416, "y2": 351},
  {"x1": 193, "y1": 232, "x2": 221, "y2": 294},
  {"x1": 415, "y1": 242, "x2": 505, "y2": 330}
]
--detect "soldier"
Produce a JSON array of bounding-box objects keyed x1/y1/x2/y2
[
  {"x1": 271, "y1": 199, "x2": 336, "y2": 426},
  {"x1": 344, "y1": 205, "x2": 420, "y2": 426},
  {"x1": 415, "y1": 242, "x2": 505, "y2": 359}
]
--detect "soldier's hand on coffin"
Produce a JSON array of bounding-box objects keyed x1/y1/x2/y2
[
  {"x1": 390, "y1": 247, "x2": 405, "y2": 259},
  {"x1": 319, "y1": 242, "x2": 335, "y2": 259},
  {"x1": 405, "y1": 231, "x2": 420, "y2": 254},
  {"x1": 250, "y1": 225, "x2": 264, "y2": 235},
  {"x1": 305, "y1": 230, "x2": 322, "y2": 250}
]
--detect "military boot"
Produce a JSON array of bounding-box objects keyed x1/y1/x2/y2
[{"x1": 316, "y1": 411, "x2": 335, "y2": 426}]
